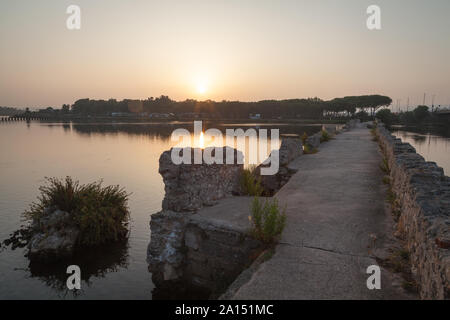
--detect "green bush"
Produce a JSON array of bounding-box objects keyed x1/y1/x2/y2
[
  {"x1": 249, "y1": 197, "x2": 286, "y2": 244},
  {"x1": 301, "y1": 132, "x2": 308, "y2": 145},
  {"x1": 303, "y1": 144, "x2": 318, "y2": 154},
  {"x1": 320, "y1": 129, "x2": 331, "y2": 142},
  {"x1": 24, "y1": 177, "x2": 130, "y2": 246},
  {"x1": 240, "y1": 166, "x2": 263, "y2": 196}
]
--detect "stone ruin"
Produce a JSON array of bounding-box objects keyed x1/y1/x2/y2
[{"x1": 147, "y1": 123, "x2": 353, "y2": 297}]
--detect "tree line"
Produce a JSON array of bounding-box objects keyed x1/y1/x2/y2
[
  {"x1": 0, "y1": 106, "x2": 23, "y2": 116},
  {"x1": 66, "y1": 95, "x2": 392, "y2": 119},
  {"x1": 375, "y1": 105, "x2": 448, "y2": 127}
]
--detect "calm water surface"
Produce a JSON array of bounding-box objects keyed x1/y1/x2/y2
[
  {"x1": 0, "y1": 120, "x2": 324, "y2": 299},
  {"x1": 392, "y1": 127, "x2": 450, "y2": 175}
]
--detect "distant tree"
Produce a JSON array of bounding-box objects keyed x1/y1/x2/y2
[
  {"x1": 355, "y1": 110, "x2": 369, "y2": 122},
  {"x1": 0, "y1": 106, "x2": 23, "y2": 116},
  {"x1": 367, "y1": 95, "x2": 392, "y2": 116},
  {"x1": 326, "y1": 98, "x2": 356, "y2": 117},
  {"x1": 326, "y1": 95, "x2": 392, "y2": 117},
  {"x1": 399, "y1": 111, "x2": 415, "y2": 124},
  {"x1": 376, "y1": 108, "x2": 394, "y2": 126},
  {"x1": 413, "y1": 105, "x2": 430, "y2": 123},
  {"x1": 62, "y1": 104, "x2": 70, "y2": 113}
]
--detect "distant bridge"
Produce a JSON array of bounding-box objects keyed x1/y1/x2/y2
[{"x1": 0, "y1": 115, "x2": 53, "y2": 122}]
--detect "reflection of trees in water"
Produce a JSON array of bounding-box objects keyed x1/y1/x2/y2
[
  {"x1": 68, "y1": 122, "x2": 323, "y2": 140},
  {"x1": 394, "y1": 125, "x2": 450, "y2": 148},
  {"x1": 412, "y1": 135, "x2": 427, "y2": 144},
  {"x1": 398, "y1": 125, "x2": 450, "y2": 138},
  {"x1": 62, "y1": 124, "x2": 71, "y2": 132},
  {"x1": 27, "y1": 240, "x2": 129, "y2": 298},
  {"x1": 71, "y1": 123, "x2": 178, "y2": 141}
]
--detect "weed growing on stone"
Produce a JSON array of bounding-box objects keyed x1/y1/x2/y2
[
  {"x1": 240, "y1": 166, "x2": 263, "y2": 196},
  {"x1": 249, "y1": 197, "x2": 286, "y2": 244},
  {"x1": 380, "y1": 158, "x2": 390, "y2": 173},
  {"x1": 370, "y1": 128, "x2": 379, "y2": 142},
  {"x1": 386, "y1": 187, "x2": 402, "y2": 221},
  {"x1": 303, "y1": 144, "x2": 318, "y2": 154},
  {"x1": 378, "y1": 247, "x2": 418, "y2": 294},
  {"x1": 301, "y1": 132, "x2": 308, "y2": 145},
  {"x1": 320, "y1": 129, "x2": 331, "y2": 143},
  {"x1": 386, "y1": 188, "x2": 396, "y2": 204}
]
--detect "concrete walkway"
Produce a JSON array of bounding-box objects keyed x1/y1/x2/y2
[{"x1": 231, "y1": 125, "x2": 413, "y2": 299}]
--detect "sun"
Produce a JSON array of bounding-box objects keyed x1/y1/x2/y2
[
  {"x1": 197, "y1": 82, "x2": 207, "y2": 95},
  {"x1": 199, "y1": 131, "x2": 205, "y2": 148}
]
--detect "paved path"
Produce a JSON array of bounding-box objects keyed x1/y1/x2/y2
[{"x1": 232, "y1": 125, "x2": 413, "y2": 299}]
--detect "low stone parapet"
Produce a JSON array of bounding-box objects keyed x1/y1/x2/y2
[{"x1": 376, "y1": 124, "x2": 450, "y2": 299}]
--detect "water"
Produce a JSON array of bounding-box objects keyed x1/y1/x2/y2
[
  {"x1": 392, "y1": 126, "x2": 450, "y2": 175},
  {"x1": 0, "y1": 120, "x2": 324, "y2": 299}
]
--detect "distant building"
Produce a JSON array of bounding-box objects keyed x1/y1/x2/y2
[
  {"x1": 111, "y1": 112, "x2": 131, "y2": 117},
  {"x1": 249, "y1": 113, "x2": 261, "y2": 120},
  {"x1": 149, "y1": 113, "x2": 172, "y2": 119}
]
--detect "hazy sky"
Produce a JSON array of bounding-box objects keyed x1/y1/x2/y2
[{"x1": 1, "y1": 0, "x2": 449, "y2": 108}]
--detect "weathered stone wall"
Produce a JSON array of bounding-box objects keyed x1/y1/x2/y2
[
  {"x1": 147, "y1": 198, "x2": 263, "y2": 296},
  {"x1": 257, "y1": 138, "x2": 303, "y2": 195},
  {"x1": 148, "y1": 147, "x2": 262, "y2": 296},
  {"x1": 376, "y1": 125, "x2": 450, "y2": 299},
  {"x1": 147, "y1": 210, "x2": 189, "y2": 283},
  {"x1": 183, "y1": 211, "x2": 262, "y2": 293},
  {"x1": 159, "y1": 147, "x2": 243, "y2": 212}
]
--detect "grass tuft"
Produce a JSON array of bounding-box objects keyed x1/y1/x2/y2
[
  {"x1": 379, "y1": 247, "x2": 418, "y2": 293},
  {"x1": 320, "y1": 129, "x2": 331, "y2": 143},
  {"x1": 249, "y1": 197, "x2": 286, "y2": 244},
  {"x1": 24, "y1": 176, "x2": 130, "y2": 246},
  {"x1": 303, "y1": 144, "x2": 318, "y2": 154},
  {"x1": 380, "y1": 158, "x2": 390, "y2": 173},
  {"x1": 386, "y1": 188, "x2": 396, "y2": 204},
  {"x1": 370, "y1": 128, "x2": 379, "y2": 141},
  {"x1": 240, "y1": 166, "x2": 263, "y2": 197},
  {"x1": 301, "y1": 132, "x2": 308, "y2": 145}
]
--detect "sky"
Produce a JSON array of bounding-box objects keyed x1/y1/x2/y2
[{"x1": 0, "y1": 0, "x2": 449, "y2": 109}]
